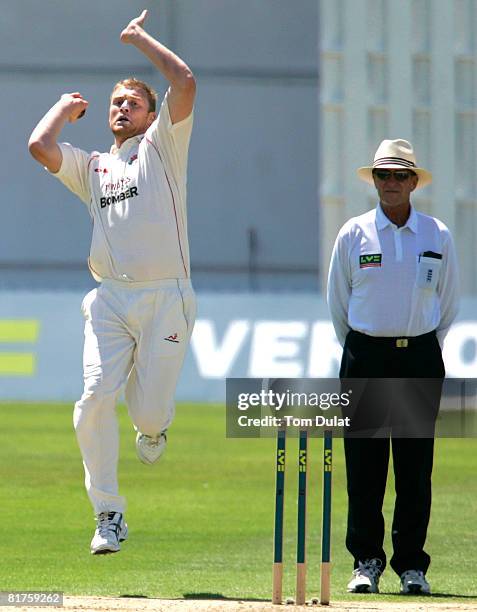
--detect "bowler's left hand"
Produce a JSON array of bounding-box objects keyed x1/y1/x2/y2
[{"x1": 120, "y1": 9, "x2": 148, "y2": 44}]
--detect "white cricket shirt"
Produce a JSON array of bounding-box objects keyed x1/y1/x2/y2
[
  {"x1": 51, "y1": 91, "x2": 193, "y2": 282},
  {"x1": 327, "y1": 204, "x2": 459, "y2": 347}
]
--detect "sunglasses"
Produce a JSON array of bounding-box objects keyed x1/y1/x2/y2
[{"x1": 372, "y1": 169, "x2": 416, "y2": 182}]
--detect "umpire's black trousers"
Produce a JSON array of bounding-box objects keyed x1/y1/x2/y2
[{"x1": 339, "y1": 329, "x2": 445, "y2": 576}]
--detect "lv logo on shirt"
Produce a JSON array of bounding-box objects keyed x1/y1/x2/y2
[{"x1": 359, "y1": 254, "x2": 382, "y2": 268}]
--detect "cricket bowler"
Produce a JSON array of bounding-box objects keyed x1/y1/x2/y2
[{"x1": 28, "y1": 9, "x2": 196, "y2": 554}]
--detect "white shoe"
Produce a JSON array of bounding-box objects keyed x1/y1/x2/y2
[
  {"x1": 136, "y1": 431, "x2": 167, "y2": 465},
  {"x1": 347, "y1": 558, "x2": 382, "y2": 593},
  {"x1": 400, "y1": 569, "x2": 431, "y2": 595},
  {"x1": 90, "y1": 511, "x2": 128, "y2": 555}
]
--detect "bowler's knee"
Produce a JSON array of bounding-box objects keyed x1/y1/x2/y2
[{"x1": 73, "y1": 379, "x2": 115, "y2": 432}]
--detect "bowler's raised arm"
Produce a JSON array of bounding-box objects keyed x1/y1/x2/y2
[{"x1": 120, "y1": 9, "x2": 196, "y2": 124}]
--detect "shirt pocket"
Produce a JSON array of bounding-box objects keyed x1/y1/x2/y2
[{"x1": 416, "y1": 256, "x2": 442, "y2": 290}]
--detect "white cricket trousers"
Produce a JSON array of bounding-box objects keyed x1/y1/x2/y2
[{"x1": 73, "y1": 278, "x2": 196, "y2": 514}]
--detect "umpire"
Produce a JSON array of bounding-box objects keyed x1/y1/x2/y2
[{"x1": 327, "y1": 139, "x2": 459, "y2": 595}]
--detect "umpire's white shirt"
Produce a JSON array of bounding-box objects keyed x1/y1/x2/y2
[
  {"x1": 327, "y1": 204, "x2": 459, "y2": 347},
  {"x1": 50, "y1": 91, "x2": 192, "y2": 282}
]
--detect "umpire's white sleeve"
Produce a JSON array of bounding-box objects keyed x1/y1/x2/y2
[
  {"x1": 327, "y1": 230, "x2": 352, "y2": 347},
  {"x1": 436, "y1": 229, "x2": 460, "y2": 347}
]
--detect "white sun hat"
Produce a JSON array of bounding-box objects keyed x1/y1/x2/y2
[{"x1": 357, "y1": 139, "x2": 432, "y2": 189}]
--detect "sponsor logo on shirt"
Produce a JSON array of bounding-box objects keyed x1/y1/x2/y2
[
  {"x1": 100, "y1": 186, "x2": 139, "y2": 208},
  {"x1": 359, "y1": 254, "x2": 382, "y2": 268},
  {"x1": 164, "y1": 333, "x2": 179, "y2": 343},
  {"x1": 104, "y1": 177, "x2": 132, "y2": 194},
  {"x1": 128, "y1": 154, "x2": 138, "y2": 165}
]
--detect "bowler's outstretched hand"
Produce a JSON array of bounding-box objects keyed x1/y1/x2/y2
[
  {"x1": 117, "y1": 8, "x2": 195, "y2": 124},
  {"x1": 120, "y1": 9, "x2": 148, "y2": 44}
]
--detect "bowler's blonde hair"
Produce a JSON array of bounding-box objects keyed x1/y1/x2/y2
[{"x1": 111, "y1": 78, "x2": 157, "y2": 113}]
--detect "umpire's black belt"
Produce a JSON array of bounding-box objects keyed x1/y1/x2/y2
[{"x1": 349, "y1": 329, "x2": 437, "y2": 349}]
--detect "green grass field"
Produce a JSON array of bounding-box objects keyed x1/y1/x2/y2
[{"x1": 0, "y1": 403, "x2": 476, "y2": 604}]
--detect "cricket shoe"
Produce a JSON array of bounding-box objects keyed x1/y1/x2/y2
[
  {"x1": 400, "y1": 570, "x2": 431, "y2": 595},
  {"x1": 90, "y1": 511, "x2": 128, "y2": 555},
  {"x1": 136, "y1": 431, "x2": 167, "y2": 465},
  {"x1": 347, "y1": 558, "x2": 382, "y2": 593}
]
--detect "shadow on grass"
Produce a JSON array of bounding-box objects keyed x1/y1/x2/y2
[
  {"x1": 183, "y1": 593, "x2": 269, "y2": 602},
  {"x1": 380, "y1": 591, "x2": 477, "y2": 600},
  {"x1": 119, "y1": 593, "x2": 270, "y2": 603}
]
